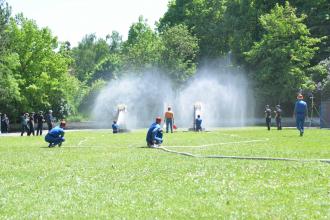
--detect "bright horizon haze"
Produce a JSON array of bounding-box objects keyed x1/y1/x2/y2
[{"x1": 7, "y1": 0, "x2": 169, "y2": 46}]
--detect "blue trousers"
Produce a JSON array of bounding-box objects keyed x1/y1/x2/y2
[
  {"x1": 296, "y1": 115, "x2": 305, "y2": 132},
  {"x1": 166, "y1": 119, "x2": 173, "y2": 133},
  {"x1": 45, "y1": 134, "x2": 65, "y2": 145}
]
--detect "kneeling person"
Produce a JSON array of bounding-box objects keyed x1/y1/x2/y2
[
  {"x1": 45, "y1": 121, "x2": 66, "y2": 147},
  {"x1": 146, "y1": 117, "x2": 163, "y2": 147}
]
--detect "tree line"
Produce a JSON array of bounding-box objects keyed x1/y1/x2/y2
[{"x1": 0, "y1": 0, "x2": 329, "y2": 120}]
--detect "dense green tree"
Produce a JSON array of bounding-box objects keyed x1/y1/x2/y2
[
  {"x1": 7, "y1": 14, "x2": 81, "y2": 116},
  {"x1": 122, "y1": 16, "x2": 163, "y2": 72},
  {"x1": 72, "y1": 34, "x2": 110, "y2": 82},
  {"x1": 245, "y1": 2, "x2": 320, "y2": 104},
  {"x1": 160, "y1": 24, "x2": 199, "y2": 84},
  {"x1": 159, "y1": 0, "x2": 228, "y2": 59}
]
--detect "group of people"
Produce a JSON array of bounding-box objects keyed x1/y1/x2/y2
[
  {"x1": 146, "y1": 106, "x2": 203, "y2": 148},
  {"x1": 265, "y1": 94, "x2": 308, "y2": 136},
  {"x1": 0, "y1": 113, "x2": 10, "y2": 133},
  {"x1": 264, "y1": 104, "x2": 283, "y2": 130},
  {"x1": 20, "y1": 110, "x2": 54, "y2": 136}
]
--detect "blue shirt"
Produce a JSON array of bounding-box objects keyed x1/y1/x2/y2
[
  {"x1": 112, "y1": 123, "x2": 119, "y2": 131},
  {"x1": 146, "y1": 122, "x2": 162, "y2": 143},
  {"x1": 294, "y1": 100, "x2": 307, "y2": 115},
  {"x1": 48, "y1": 126, "x2": 64, "y2": 137},
  {"x1": 196, "y1": 118, "x2": 202, "y2": 127}
]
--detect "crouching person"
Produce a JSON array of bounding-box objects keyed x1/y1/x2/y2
[
  {"x1": 146, "y1": 117, "x2": 163, "y2": 148},
  {"x1": 45, "y1": 121, "x2": 66, "y2": 148}
]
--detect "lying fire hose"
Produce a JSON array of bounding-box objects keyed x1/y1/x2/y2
[{"x1": 155, "y1": 146, "x2": 330, "y2": 164}]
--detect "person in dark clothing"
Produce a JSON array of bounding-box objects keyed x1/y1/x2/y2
[
  {"x1": 146, "y1": 117, "x2": 163, "y2": 148},
  {"x1": 112, "y1": 121, "x2": 119, "y2": 133},
  {"x1": 36, "y1": 111, "x2": 44, "y2": 136},
  {"x1": 0, "y1": 113, "x2": 2, "y2": 134},
  {"x1": 27, "y1": 113, "x2": 35, "y2": 136},
  {"x1": 274, "y1": 105, "x2": 282, "y2": 130},
  {"x1": 195, "y1": 115, "x2": 202, "y2": 132},
  {"x1": 45, "y1": 110, "x2": 54, "y2": 131},
  {"x1": 1, "y1": 114, "x2": 9, "y2": 133},
  {"x1": 264, "y1": 105, "x2": 272, "y2": 130},
  {"x1": 20, "y1": 113, "x2": 29, "y2": 136}
]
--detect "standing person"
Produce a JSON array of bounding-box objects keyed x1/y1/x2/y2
[
  {"x1": 1, "y1": 114, "x2": 9, "y2": 133},
  {"x1": 294, "y1": 94, "x2": 308, "y2": 136},
  {"x1": 27, "y1": 113, "x2": 35, "y2": 136},
  {"x1": 45, "y1": 121, "x2": 66, "y2": 147},
  {"x1": 112, "y1": 121, "x2": 119, "y2": 133},
  {"x1": 146, "y1": 117, "x2": 163, "y2": 147},
  {"x1": 45, "y1": 110, "x2": 54, "y2": 131},
  {"x1": 0, "y1": 113, "x2": 2, "y2": 134},
  {"x1": 164, "y1": 107, "x2": 174, "y2": 133},
  {"x1": 36, "y1": 111, "x2": 44, "y2": 136},
  {"x1": 264, "y1": 105, "x2": 272, "y2": 131},
  {"x1": 195, "y1": 115, "x2": 202, "y2": 132},
  {"x1": 20, "y1": 113, "x2": 29, "y2": 136},
  {"x1": 274, "y1": 105, "x2": 282, "y2": 130}
]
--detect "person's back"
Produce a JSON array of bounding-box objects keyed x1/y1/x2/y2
[
  {"x1": 112, "y1": 121, "x2": 119, "y2": 133},
  {"x1": 295, "y1": 100, "x2": 307, "y2": 115},
  {"x1": 45, "y1": 122, "x2": 66, "y2": 147},
  {"x1": 146, "y1": 118, "x2": 163, "y2": 147},
  {"x1": 195, "y1": 115, "x2": 202, "y2": 131},
  {"x1": 48, "y1": 126, "x2": 64, "y2": 138}
]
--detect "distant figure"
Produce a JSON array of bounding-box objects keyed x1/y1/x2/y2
[
  {"x1": 0, "y1": 113, "x2": 2, "y2": 134},
  {"x1": 28, "y1": 113, "x2": 35, "y2": 136},
  {"x1": 264, "y1": 105, "x2": 272, "y2": 130},
  {"x1": 45, "y1": 121, "x2": 66, "y2": 147},
  {"x1": 274, "y1": 105, "x2": 282, "y2": 130},
  {"x1": 294, "y1": 94, "x2": 308, "y2": 136},
  {"x1": 195, "y1": 115, "x2": 202, "y2": 132},
  {"x1": 1, "y1": 114, "x2": 9, "y2": 133},
  {"x1": 164, "y1": 107, "x2": 174, "y2": 133},
  {"x1": 112, "y1": 121, "x2": 119, "y2": 133},
  {"x1": 20, "y1": 113, "x2": 29, "y2": 136},
  {"x1": 36, "y1": 111, "x2": 44, "y2": 136},
  {"x1": 146, "y1": 117, "x2": 163, "y2": 147},
  {"x1": 45, "y1": 110, "x2": 54, "y2": 131}
]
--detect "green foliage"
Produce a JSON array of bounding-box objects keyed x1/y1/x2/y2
[
  {"x1": 159, "y1": 0, "x2": 228, "y2": 58},
  {"x1": 245, "y1": 2, "x2": 320, "y2": 103},
  {"x1": 72, "y1": 34, "x2": 110, "y2": 82},
  {"x1": 160, "y1": 24, "x2": 199, "y2": 84},
  {"x1": 122, "y1": 16, "x2": 163, "y2": 73},
  {"x1": 6, "y1": 14, "x2": 81, "y2": 117}
]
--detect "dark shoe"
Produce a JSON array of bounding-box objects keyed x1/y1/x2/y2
[
  {"x1": 300, "y1": 131, "x2": 303, "y2": 136},
  {"x1": 58, "y1": 142, "x2": 62, "y2": 147},
  {"x1": 48, "y1": 143, "x2": 54, "y2": 148}
]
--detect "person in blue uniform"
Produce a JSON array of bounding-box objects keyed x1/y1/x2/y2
[
  {"x1": 146, "y1": 117, "x2": 163, "y2": 147},
  {"x1": 294, "y1": 94, "x2": 308, "y2": 136},
  {"x1": 45, "y1": 121, "x2": 66, "y2": 147},
  {"x1": 195, "y1": 115, "x2": 202, "y2": 131},
  {"x1": 112, "y1": 121, "x2": 119, "y2": 133},
  {"x1": 264, "y1": 105, "x2": 272, "y2": 130}
]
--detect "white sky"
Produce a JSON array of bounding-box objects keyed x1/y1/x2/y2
[{"x1": 7, "y1": 0, "x2": 170, "y2": 46}]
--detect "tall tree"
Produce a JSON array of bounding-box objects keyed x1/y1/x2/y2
[
  {"x1": 160, "y1": 24, "x2": 199, "y2": 84},
  {"x1": 159, "y1": 0, "x2": 228, "y2": 59},
  {"x1": 122, "y1": 16, "x2": 163, "y2": 73},
  {"x1": 245, "y1": 2, "x2": 320, "y2": 104},
  {"x1": 7, "y1": 14, "x2": 81, "y2": 116}
]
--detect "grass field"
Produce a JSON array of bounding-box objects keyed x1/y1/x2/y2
[{"x1": 0, "y1": 127, "x2": 329, "y2": 219}]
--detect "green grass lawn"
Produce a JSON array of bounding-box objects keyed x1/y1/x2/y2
[{"x1": 0, "y1": 127, "x2": 329, "y2": 219}]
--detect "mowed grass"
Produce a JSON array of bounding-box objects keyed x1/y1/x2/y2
[{"x1": 0, "y1": 127, "x2": 329, "y2": 219}]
